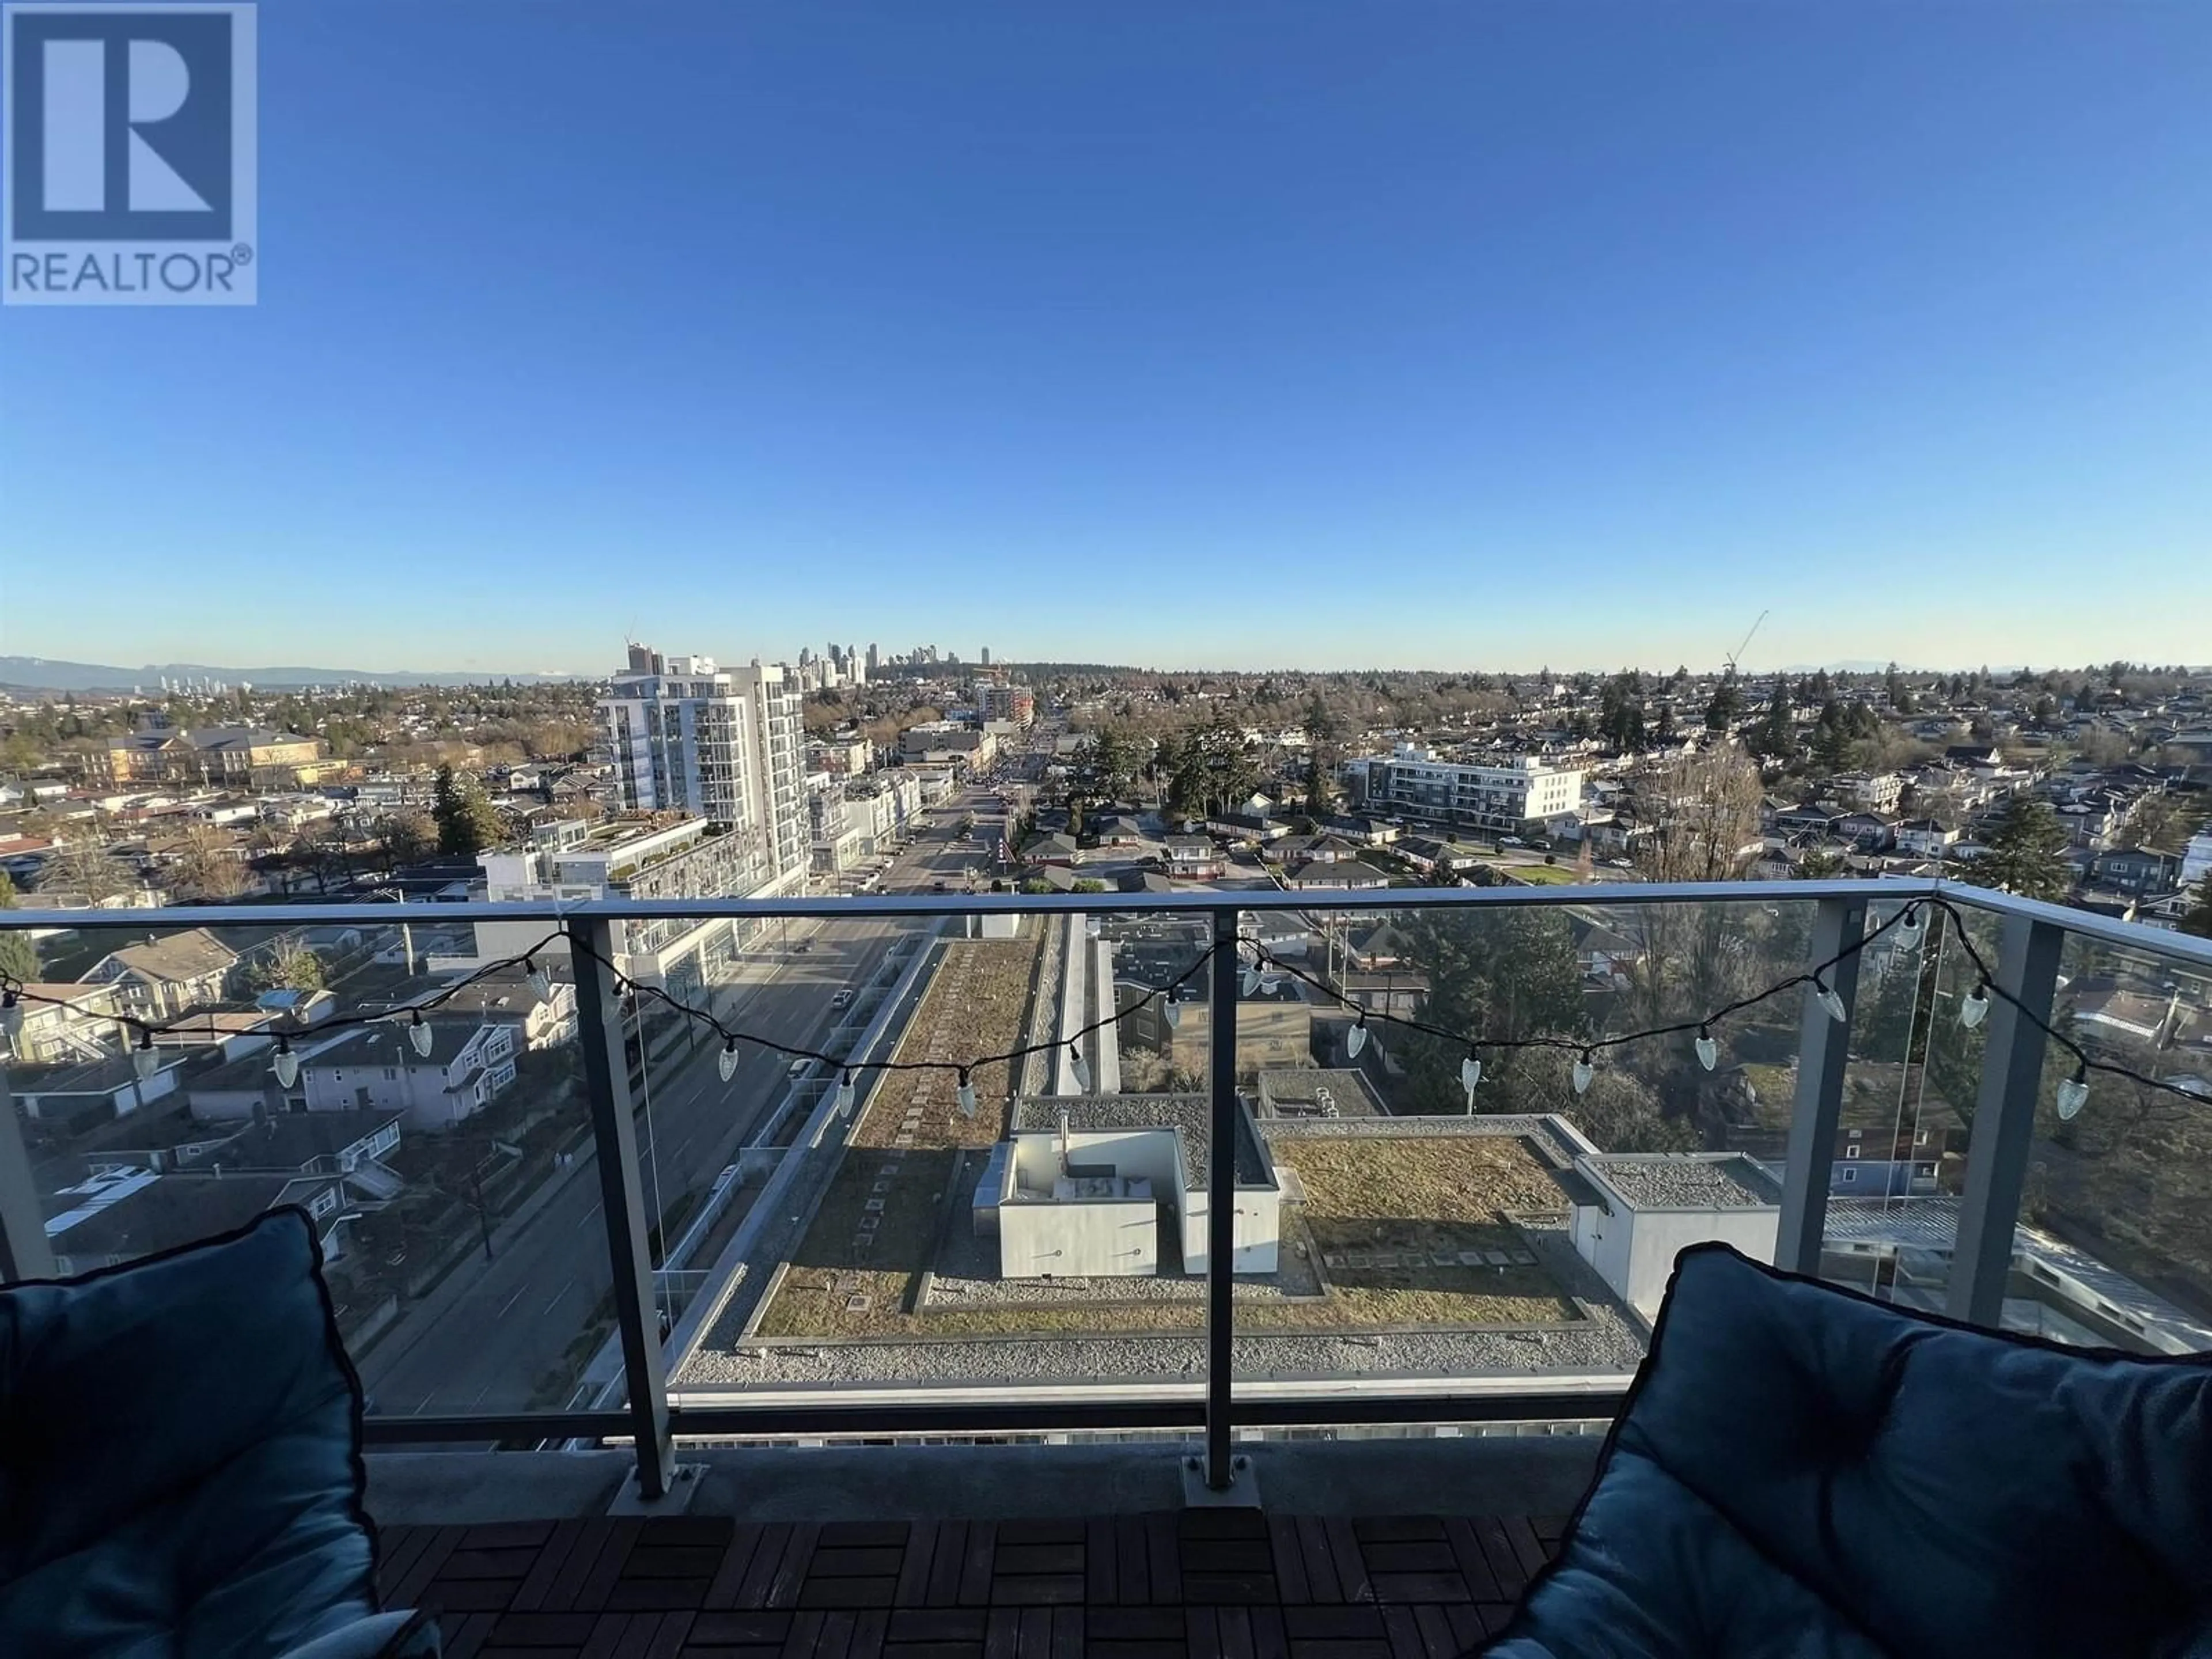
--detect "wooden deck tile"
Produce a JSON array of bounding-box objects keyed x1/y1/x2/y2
[{"x1": 378, "y1": 1508, "x2": 1563, "y2": 1657}]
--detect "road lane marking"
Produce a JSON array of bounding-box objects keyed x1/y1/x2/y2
[
  {"x1": 543, "y1": 1277, "x2": 575, "y2": 1316},
  {"x1": 496, "y1": 1283, "x2": 528, "y2": 1319}
]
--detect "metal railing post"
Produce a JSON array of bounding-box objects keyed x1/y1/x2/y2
[
  {"x1": 0, "y1": 1067, "x2": 58, "y2": 1283},
  {"x1": 1774, "y1": 894, "x2": 1869, "y2": 1274},
  {"x1": 1205, "y1": 906, "x2": 1241, "y2": 1491},
  {"x1": 569, "y1": 918, "x2": 676, "y2": 1498},
  {"x1": 1946, "y1": 913, "x2": 2065, "y2": 1328}
]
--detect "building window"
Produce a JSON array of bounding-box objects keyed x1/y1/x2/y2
[
  {"x1": 1840, "y1": 1168, "x2": 1857, "y2": 1184},
  {"x1": 1843, "y1": 1145, "x2": 1860, "y2": 1159}
]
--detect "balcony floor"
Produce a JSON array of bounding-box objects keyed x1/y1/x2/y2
[{"x1": 377, "y1": 1508, "x2": 1562, "y2": 1659}]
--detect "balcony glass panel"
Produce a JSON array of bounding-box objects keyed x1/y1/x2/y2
[
  {"x1": 1816, "y1": 896, "x2": 1979, "y2": 1309},
  {"x1": 2008, "y1": 925, "x2": 2212, "y2": 1354},
  {"x1": 6, "y1": 918, "x2": 605, "y2": 1424},
  {"x1": 667, "y1": 903, "x2": 1214, "y2": 1418},
  {"x1": 1226, "y1": 895, "x2": 1822, "y2": 1397}
]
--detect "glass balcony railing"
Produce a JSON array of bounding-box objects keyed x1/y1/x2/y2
[{"x1": 1, "y1": 877, "x2": 2207, "y2": 1498}]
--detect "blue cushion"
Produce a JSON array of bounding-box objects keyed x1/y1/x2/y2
[
  {"x1": 1488, "y1": 1243, "x2": 2212, "y2": 1658},
  {"x1": 0, "y1": 1207, "x2": 381, "y2": 1659}
]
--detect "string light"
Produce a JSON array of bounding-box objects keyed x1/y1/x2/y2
[
  {"x1": 132, "y1": 1029, "x2": 160, "y2": 1080},
  {"x1": 407, "y1": 1009, "x2": 434, "y2": 1058},
  {"x1": 1812, "y1": 976, "x2": 1849, "y2": 1024},
  {"x1": 1896, "y1": 906, "x2": 1925, "y2": 953},
  {"x1": 271, "y1": 1035, "x2": 299, "y2": 1089},
  {"x1": 957, "y1": 1069, "x2": 978, "y2": 1118},
  {"x1": 1572, "y1": 1050, "x2": 1594, "y2": 1096},
  {"x1": 1070, "y1": 1043, "x2": 1093, "y2": 1093},
  {"x1": 2, "y1": 889, "x2": 2202, "y2": 1141},
  {"x1": 1347, "y1": 1012, "x2": 1368, "y2": 1059},
  {"x1": 1961, "y1": 981, "x2": 1991, "y2": 1030},
  {"x1": 1, "y1": 986, "x2": 21, "y2": 1040},
  {"x1": 836, "y1": 1070, "x2": 857, "y2": 1119},
  {"x1": 2056, "y1": 1063, "x2": 2090, "y2": 1121},
  {"x1": 1164, "y1": 999, "x2": 1183, "y2": 1031},
  {"x1": 718, "y1": 1039, "x2": 741, "y2": 1083},
  {"x1": 525, "y1": 955, "x2": 552, "y2": 1005}
]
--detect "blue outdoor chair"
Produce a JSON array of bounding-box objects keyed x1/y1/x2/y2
[
  {"x1": 1486, "y1": 1242, "x2": 2212, "y2": 1658},
  {"x1": 0, "y1": 1207, "x2": 437, "y2": 1658}
]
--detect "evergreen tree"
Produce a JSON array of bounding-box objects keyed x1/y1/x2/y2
[
  {"x1": 1749, "y1": 682, "x2": 1795, "y2": 762},
  {"x1": 1703, "y1": 669, "x2": 1741, "y2": 732},
  {"x1": 1810, "y1": 700, "x2": 1854, "y2": 774},
  {"x1": 1965, "y1": 796, "x2": 2074, "y2": 903},
  {"x1": 433, "y1": 765, "x2": 503, "y2": 857}
]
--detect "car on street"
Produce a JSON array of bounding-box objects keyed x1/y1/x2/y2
[
  {"x1": 830, "y1": 989, "x2": 854, "y2": 1009},
  {"x1": 787, "y1": 1058, "x2": 811, "y2": 1081}
]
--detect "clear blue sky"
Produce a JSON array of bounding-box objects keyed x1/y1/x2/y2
[{"x1": 5, "y1": 2, "x2": 2207, "y2": 676}]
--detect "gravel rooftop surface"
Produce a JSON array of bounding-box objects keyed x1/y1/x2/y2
[{"x1": 1596, "y1": 1157, "x2": 1775, "y2": 1210}]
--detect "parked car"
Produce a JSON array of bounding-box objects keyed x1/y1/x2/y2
[
  {"x1": 830, "y1": 989, "x2": 854, "y2": 1009},
  {"x1": 787, "y1": 1058, "x2": 810, "y2": 1081}
]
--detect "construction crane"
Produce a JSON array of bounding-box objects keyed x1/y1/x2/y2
[{"x1": 1724, "y1": 611, "x2": 1768, "y2": 677}]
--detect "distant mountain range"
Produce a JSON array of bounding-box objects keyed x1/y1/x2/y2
[{"x1": 0, "y1": 656, "x2": 586, "y2": 692}]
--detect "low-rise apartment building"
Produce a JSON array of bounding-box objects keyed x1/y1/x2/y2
[
  {"x1": 107, "y1": 722, "x2": 332, "y2": 789},
  {"x1": 1343, "y1": 745, "x2": 1584, "y2": 838}
]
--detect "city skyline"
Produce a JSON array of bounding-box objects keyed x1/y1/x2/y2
[{"x1": 4, "y1": 4, "x2": 2207, "y2": 671}]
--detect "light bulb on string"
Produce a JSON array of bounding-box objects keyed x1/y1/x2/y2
[
  {"x1": 2056, "y1": 1063, "x2": 2089, "y2": 1121},
  {"x1": 1896, "y1": 906, "x2": 1925, "y2": 953},
  {"x1": 272, "y1": 1036, "x2": 300, "y2": 1089},
  {"x1": 132, "y1": 1029, "x2": 160, "y2": 1080},
  {"x1": 1164, "y1": 998, "x2": 1182, "y2": 1031},
  {"x1": 1460, "y1": 1050, "x2": 1483, "y2": 1107},
  {"x1": 1347, "y1": 1014, "x2": 1368, "y2": 1059},
  {"x1": 718, "y1": 1039, "x2": 741, "y2": 1083},
  {"x1": 1572, "y1": 1050, "x2": 1594, "y2": 1096},
  {"x1": 1813, "y1": 976, "x2": 1849, "y2": 1024},
  {"x1": 525, "y1": 955, "x2": 552, "y2": 1005},
  {"x1": 957, "y1": 1069, "x2": 978, "y2": 1119},
  {"x1": 1960, "y1": 982, "x2": 1990, "y2": 1030},
  {"x1": 1, "y1": 986, "x2": 21, "y2": 1041},
  {"x1": 1241, "y1": 960, "x2": 1262, "y2": 997},
  {"x1": 1070, "y1": 1043, "x2": 1092, "y2": 1093},
  {"x1": 836, "y1": 1070, "x2": 857, "y2": 1119},
  {"x1": 408, "y1": 1010, "x2": 434, "y2": 1058},
  {"x1": 1695, "y1": 1025, "x2": 1719, "y2": 1072}
]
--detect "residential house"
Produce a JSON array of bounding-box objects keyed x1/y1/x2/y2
[
  {"x1": 1203, "y1": 812, "x2": 1292, "y2": 842},
  {"x1": 79, "y1": 928, "x2": 240, "y2": 1020},
  {"x1": 10, "y1": 1054, "x2": 183, "y2": 1129},
  {"x1": 300, "y1": 1019, "x2": 518, "y2": 1131},
  {"x1": 383, "y1": 967, "x2": 578, "y2": 1051},
  {"x1": 1893, "y1": 819, "x2": 1958, "y2": 859},
  {"x1": 2093, "y1": 848, "x2": 2183, "y2": 897},
  {"x1": 1832, "y1": 812, "x2": 1897, "y2": 852},
  {"x1": 1825, "y1": 772, "x2": 1905, "y2": 813},
  {"x1": 1162, "y1": 837, "x2": 1223, "y2": 880},
  {"x1": 1279, "y1": 857, "x2": 1391, "y2": 890},
  {"x1": 2, "y1": 981, "x2": 126, "y2": 1065},
  {"x1": 1831, "y1": 1125, "x2": 1946, "y2": 1199}
]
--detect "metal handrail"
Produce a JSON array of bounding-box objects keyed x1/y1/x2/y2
[{"x1": 5, "y1": 873, "x2": 2209, "y2": 964}]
